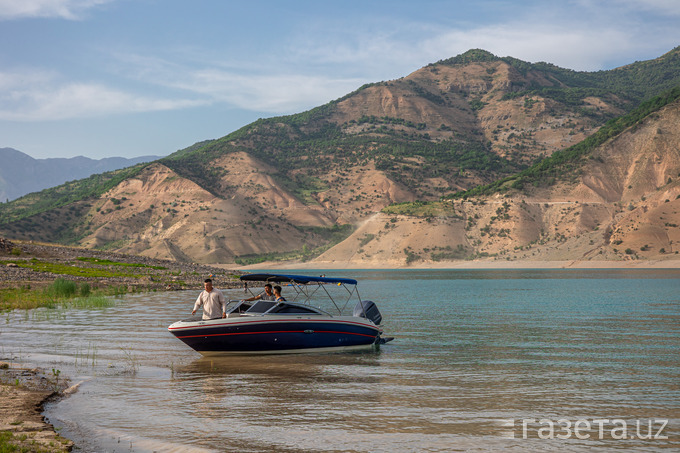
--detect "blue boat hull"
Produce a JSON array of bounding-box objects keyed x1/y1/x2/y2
[{"x1": 169, "y1": 317, "x2": 381, "y2": 354}]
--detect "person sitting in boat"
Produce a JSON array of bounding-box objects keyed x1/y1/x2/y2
[
  {"x1": 243, "y1": 283, "x2": 276, "y2": 302},
  {"x1": 273, "y1": 285, "x2": 286, "y2": 302},
  {"x1": 191, "y1": 278, "x2": 227, "y2": 319}
]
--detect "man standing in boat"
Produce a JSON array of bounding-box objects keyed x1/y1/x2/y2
[{"x1": 192, "y1": 278, "x2": 227, "y2": 319}]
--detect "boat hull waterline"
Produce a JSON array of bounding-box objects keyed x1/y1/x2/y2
[{"x1": 168, "y1": 316, "x2": 382, "y2": 354}]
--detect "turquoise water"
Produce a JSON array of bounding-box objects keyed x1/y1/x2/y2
[{"x1": 2, "y1": 269, "x2": 679, "y2": 451}]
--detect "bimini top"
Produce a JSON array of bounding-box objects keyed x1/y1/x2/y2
[{"x1": 239, "y1": 273, "x2": 357, "y2": 285}]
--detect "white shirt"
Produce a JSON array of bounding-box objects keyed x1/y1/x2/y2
[{"x1": 193, "y1": 288, "x2": 226, "y2": 320}]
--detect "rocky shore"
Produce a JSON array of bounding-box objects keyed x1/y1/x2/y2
[{"x1": 0, "y1": 237, "x2": 243, "y2": 291}]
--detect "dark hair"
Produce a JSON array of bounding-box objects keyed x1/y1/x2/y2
[
  {"x1": 274, "y1": 285, "x2": 282, "y2": 293},
  {"x1": 264, "y1": 283, "x2": 272, "y2": 289},
  {"x1": 204, "y1": 278, "x2": 212, "y2": 283}
]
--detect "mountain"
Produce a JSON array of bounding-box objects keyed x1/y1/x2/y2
[
  {"x1": 0, "y1": 148, "x2": 163, "y2": 201},
  {"x1": 161, "y1": 47, "x2": 680, "y2": 201},
  {"x1": 314, "y1": 87, "x2": 680, "y2": 266},
  {"x1": 1, "y1": 47, "x2": 680, "y2": 265}
]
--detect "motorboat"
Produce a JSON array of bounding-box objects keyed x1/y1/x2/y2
[{"x1": 168, "y1": 273, "x2": 392, "y2": 355}]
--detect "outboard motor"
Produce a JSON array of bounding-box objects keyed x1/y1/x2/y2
[{"x1": 353, "y1": 300, "x2": 382, "y2": 325}]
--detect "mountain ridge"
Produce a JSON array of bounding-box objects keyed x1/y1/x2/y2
[
  {"x1": 2, "y1": 47, "x2": 680, "y2": 265},
  {"x1": 0, "y1": 148, "x2": 163, "y2": 202}
]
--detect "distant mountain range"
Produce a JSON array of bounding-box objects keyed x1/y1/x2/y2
[
  {"x1": 0, "y1": 148, "x2": 162, "y2": 201},
  {"x1": 2, "y1": 47, "x2": 680, "y2": 266}
]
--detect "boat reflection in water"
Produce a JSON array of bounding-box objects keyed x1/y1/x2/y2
[{"x1": 168, "y1": 274, "x2": 392, "y2": 355}]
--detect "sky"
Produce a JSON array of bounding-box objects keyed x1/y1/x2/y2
[{"x1": 1, "y1": 0, "x2": 679, "y2": 160}]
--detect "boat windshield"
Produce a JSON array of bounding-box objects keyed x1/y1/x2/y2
[
  {"x1": 240, "y1": 300, "x2": 327, "y2": 316},
  {"x1": 245, "y1": 301, "x2": 277, "y2": 314}
]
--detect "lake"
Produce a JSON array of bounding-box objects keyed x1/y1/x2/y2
[{"x1": 2, "y1": 269, "x2": 679, "y2": 452}]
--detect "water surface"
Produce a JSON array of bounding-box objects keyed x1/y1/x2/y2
[{"x1": 1, "y1": 269, "x2": 679, "y2": 451}]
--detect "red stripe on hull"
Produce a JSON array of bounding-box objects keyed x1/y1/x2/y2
[{"x1": 176, "y1": 329, "x2": 377, "y2": 339}]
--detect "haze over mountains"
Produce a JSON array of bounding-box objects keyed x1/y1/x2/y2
[
  {"x1": 2, "y1": 47, "x2": 680, "y2": 266},
  {"x1": 0, "y1": 148, "x2": 162, "y2": 202}
]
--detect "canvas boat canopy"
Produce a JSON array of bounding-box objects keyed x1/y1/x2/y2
[{"x1": 239, "y1": 273, "x2": 357, "y2": 286}]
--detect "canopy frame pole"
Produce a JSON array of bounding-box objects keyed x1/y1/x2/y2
[
  {"x1": 240, "y1": 274, "x2": 362, "y2": 316},
  {"x1": 350, "y1": 287, "x2": 368, "y2": 318},
  {"x1": 338, "y1": 284, "x2": 360, "y2": 313},
  {"x1": 318, "y1": 283, "x2": 343, "y2": 314}
]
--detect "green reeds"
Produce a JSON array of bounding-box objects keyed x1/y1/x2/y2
[
  {"x1": 62, "y1": 295, "x2": 114, "y2": 309},
  {"x1": 74, "y1": 342, "x2": 98, "y2": 369},
  {"x1": 46, "y1": 278, "x2": 78, "y2": 298},
  {"x1": 1, "y1": 279, "x2": 115, "y2": 313},
  {"x1": 119, "y1": 347, "x2": 139, "y2": 375}
]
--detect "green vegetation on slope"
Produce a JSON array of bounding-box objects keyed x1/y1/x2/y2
[
  {"x1": 382, "y1": 201, "x2": 462, "y2": 218},
  {"x1": 447, "y1": 85, "x2": 680, "y2": 198},
  {"x1": 162, "y1": 112, "x2": 519, "y2": 200},
  {"x1": 504, "y1": 47, "x2": 680, "y2": 108},
  {"x1": 437, "y1": 46, "x2": 680, "y2": 110},
  {"x1": 0, "y1": 164, "x2": 148, "y2": 226}
]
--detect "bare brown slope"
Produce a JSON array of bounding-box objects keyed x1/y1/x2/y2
[
  {"x1": 74, "y1": 162, "x2": 323, "y2": 263},
  {"x1": 311, "y1": 99, "x2": 680, "y2": 266},
  {"x1": 210, "y1": 151, "x2": 417, "y2": 225},
  {"x1": 38, "y1": 153, "x2": 417, "y2": 263}
]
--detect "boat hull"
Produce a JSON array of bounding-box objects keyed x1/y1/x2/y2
[{"x1": 168, "y1": 315, "x2": 382, "y2": 355}]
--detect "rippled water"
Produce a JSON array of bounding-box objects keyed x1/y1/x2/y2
[{"x1": 1, "y1": 269, "x2": 679, "y2": 452}]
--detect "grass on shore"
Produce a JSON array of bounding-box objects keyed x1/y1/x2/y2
[
  {"x1": 76, "y1": 256, "x2": 167, "y2": 270},
  {"x1": 0, "y1": 278, "x2": 124, "y2": 312},
  {"x1": 1, "y1": 258, "x2": 140, "y2": 279},
  {"x1": 0, "y1": 422, "x2": 72, "y2": 453}
]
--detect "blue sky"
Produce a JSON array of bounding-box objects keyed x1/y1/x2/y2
[{"x1": 1, "y1": 0, "x2": 679, "y2": 160}]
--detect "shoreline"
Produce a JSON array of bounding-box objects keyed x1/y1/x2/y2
[
  {"x1": 0, "y1": 362, "x2": 73, "y2": 452},
  {"x1": 0, "y1": 238, "x2": 243, "y2": 452},
  {"x1": 1, "y1": 238, "x2": 243, "y2": 298},
  {"x1": 234, "y1": 258, "x2": 680, "y2": 271}
]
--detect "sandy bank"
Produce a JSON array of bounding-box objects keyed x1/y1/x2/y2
[{"x1": 0, "y1": 362, "x2": 73, "y2": 452}]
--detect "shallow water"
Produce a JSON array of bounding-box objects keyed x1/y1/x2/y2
[{"x1": 1, "y1": 269, "x2": 679, "y2": 452}]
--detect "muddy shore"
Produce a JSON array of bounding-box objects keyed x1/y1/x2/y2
[{"x1": 0, "y1": 362, "x2": 74, "y2": 452}]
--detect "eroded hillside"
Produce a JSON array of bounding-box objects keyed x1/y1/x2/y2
[
  {"x1": 312, "y1": 96, "x2": 680, "y2": 266},
  {"x1": 2, "y1": 48, "x2": 680, "y2": 265}
]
